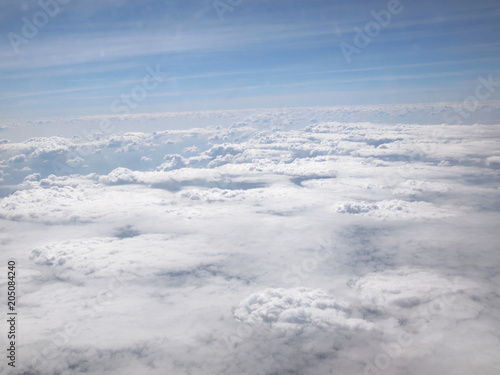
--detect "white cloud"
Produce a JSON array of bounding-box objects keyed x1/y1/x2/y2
[
  {"x1": 98, "y1": 167, "x2": 137, "y2": 185},
  {"x1": 331, "y1": 199, "x2": 455, "y2": 220},
  {"x1": 1, "y1": 107, "x2": 500, "y2": 374},
  {"x1": 486, "y1": 155, "x2": 500, "y2": 166},
  {"x1": 234, "y1": 287, "x2": 373, "y2": 330}
]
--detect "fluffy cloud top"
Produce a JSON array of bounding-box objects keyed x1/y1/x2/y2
[
  {"x1": 1, "y1": 107, "x2": 499, "y2": 375},
  {"x1": 234, "y1": 287, "x2": 373, "y2": 330}
]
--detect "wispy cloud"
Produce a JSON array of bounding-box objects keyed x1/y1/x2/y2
[{"x1": 1, "y1": 0, "x2": 499, "y2": 117}]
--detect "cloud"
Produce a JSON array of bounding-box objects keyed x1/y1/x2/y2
[
  {"x1": 234, "y1": 287, "x2": 373, "y2": 330},
  {"x1": 486, "y1": 155, "x2": 500, "y2": 166},
  {"x1": 98, "y1": 167, "x2": 137, "y2": 185},
  {"x1": 331, "y1": 199, "x2": 455, "y2": 220},
  {"x1": 1, "y1": 107, "x2": 500, "y2": 374}
]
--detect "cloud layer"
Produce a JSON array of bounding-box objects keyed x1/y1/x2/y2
[{"x1": 0, "y1": 107, "x2": 499, "y2": 374}]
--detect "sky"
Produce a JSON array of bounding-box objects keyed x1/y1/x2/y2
[
  {"x1": 1, "y1": 2, "x2": 500, "y2": 374},
  {"x1": 1, "y1": 0, "x2": 500, "y2": 119}
]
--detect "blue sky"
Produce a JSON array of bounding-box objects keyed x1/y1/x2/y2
[{"x1": 1, "y1": 0, "x2": 499, "y2": 119}]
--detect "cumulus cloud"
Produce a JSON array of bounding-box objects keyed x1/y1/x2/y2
[
  {"x1": 332, "y1": 199, "x2": 455, "y2": 220},
  {"x1": 234, "y1": 287, "x2": 373, "y2": 330},
  {"x1": 98, "y1": 167, "x2": 137, "y2": 185}
]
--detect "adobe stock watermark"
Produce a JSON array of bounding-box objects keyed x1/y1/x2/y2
[
  {"x1": 269, "y1": 107, "x2": 289, "y2": 131},
  {"x1": 222, "y1": 312, "x2": 264, "y2": 353},
  {"x1": 389, "y1": 125, "x2": 447, "y2": 184},
  {"x1": 282, "y1": 245, "x2": 336, "y2": 287},
  {"x1": 51, "y1": 64, "x2": 169, "y2": 175},
  {"x1": 213, "y1": 0, "x2": 243, "y2": 21},
  {"x1": 339, "y1": 0, "x2": 406, "y2": 63},
  {"x1": 360, "y1": 278, "x2": 462, "y2": 375},
  {"x1": 222, "y1": 241, "x2": 345, "y2": 352},
  {"x1": 223, "y1": 244, "x2": 335, "y2": 353},
  {"x1": 29, "y1": 265, "x2": 129, "y2": 371},
  {"x1": 443, "y1": 74, "x2": 500, "y2": 125},
  {"x1": 7, "y1": 0, "x2": 72, "y2": 54}
]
